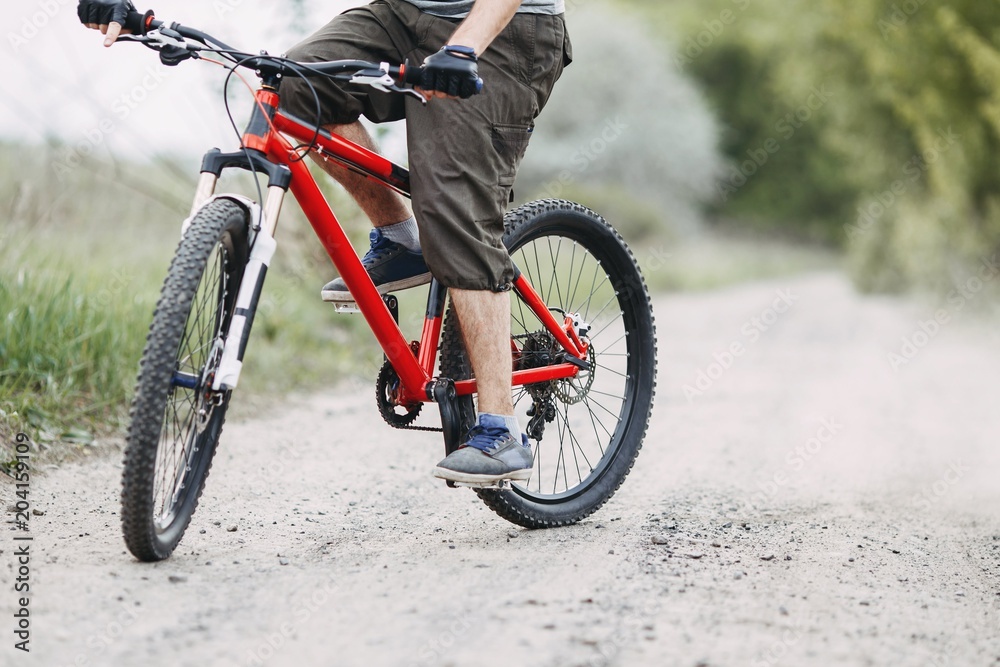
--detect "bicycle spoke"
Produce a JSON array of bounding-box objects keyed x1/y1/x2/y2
[
  {"x1": 595, "y1": 362, "x2": 628, "y2": 379},
  {"x1": 588, "y1": 312, "x2": 625, "y2": 342},
  {"x1": 566, "y1": 242, "x2": 581, "y2": 310},
  {"x1": 588, "y1": 387, "x2": 627, "y2": 403},
  {"x1": 598, "y1": 334, "x2": 628, "y2": 355},
  {"x1": 549, "y1": 236, "x2": 566, "y2": 308},
  {"x1": 581, "y1": 263, "x2": 607, "y2": 321}
]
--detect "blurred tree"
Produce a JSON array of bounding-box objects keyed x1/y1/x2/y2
[
  {"x1": 517, "y1": 3, "x2": 722, "y2": 240},
  {"x1": 626, "y1": 0, "x2": 1000, "y2": 293}
]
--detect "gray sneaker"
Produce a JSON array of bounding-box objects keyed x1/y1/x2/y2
[{"x1": 433, "y1": 414, "x2": 533, "y2": 486}]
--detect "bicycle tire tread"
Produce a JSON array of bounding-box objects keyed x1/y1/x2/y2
[{"x1": 121, "y1": 199, "x2": 247, "y2": 561}]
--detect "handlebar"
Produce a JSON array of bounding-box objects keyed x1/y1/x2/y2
[
  {"x1": 119, "y1": 8, "x2": 425, "y2": 87},
  {"x1": 124, "y1": 9, "x2": 158, "y2": 35}
]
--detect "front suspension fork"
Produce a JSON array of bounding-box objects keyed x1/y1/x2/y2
[{"x1": 185, "y1": 177, "x2": 287, "y2": 393}]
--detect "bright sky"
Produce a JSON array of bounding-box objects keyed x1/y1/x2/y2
[{"x1": 3, "y1": 0, "x2": 414, "y2": 165}]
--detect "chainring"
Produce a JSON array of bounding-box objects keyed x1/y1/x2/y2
[{"x1": 376, "y1": 361, "x2": 422, "y2": 429}]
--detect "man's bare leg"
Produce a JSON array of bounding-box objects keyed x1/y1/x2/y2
[
  {"x1": 449, "y1": 288, "x2": 514, "y2": 415},
  {"x1": 432, "y1": 288, "x2": 532, "y2": 484},
  {"x1": 314, "y1": 121, "x2": 411, "y2": 227}
]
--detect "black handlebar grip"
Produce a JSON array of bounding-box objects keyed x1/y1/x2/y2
[
  {"x1": 124, "y1": 9, "x2": 154, "y2": 35},
  {"x1": 401, "y1": 59, "x2": 425, "y2": 86}
]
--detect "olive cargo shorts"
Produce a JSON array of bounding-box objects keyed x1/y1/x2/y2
[{"x1": 281, "y1": 0, "x2": 571, "y2": 290}]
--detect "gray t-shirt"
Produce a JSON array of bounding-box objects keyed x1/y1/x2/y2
[{"x1": 402, "y1": 0, "x2": 565, "y2": 18}]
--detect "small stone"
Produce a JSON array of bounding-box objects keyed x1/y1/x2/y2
[
  {"x1": 722, "y1": 522, "x2": 733, "y2": 528},
  {"x1": 608, "y1": 549, "x2": 615, "y2": 555},
  {"x1": 448, "y1": 545, "x2": 456, "y2": 549},
  {"x1": 848, "y1": 557, "x2": 855, "y2": 562},
  {"x1": 734, "y1": 572, "x2": 743, "y2": 580},
  {"x1": 685, "y1": 553, "x2": 704, "y2": 560},
  {"x1": 213, "y1": 521, "x2": 221, "y2": 526},
  {"x1": 168, "y1": 575, "x2": 187, "y2": 584},
  {"x1": 651, "y1": 536, "x2": 670, "y2": 545},
  {"x1": 711, "y1": 542, "x2": 721, "y2": 548},
  {"x1": 779, "y1": 606, "x2": 789, "y2": 616},
  {"x1": 199, "y1": 529, "x2": 206, "y2": 534},
  {"x1": 859, "y1": 600, "x2": 870, "y2": 606},
  {"x1": 400, "y1": 510, "x2": 409, "y2": 515},
  {"x1": 784, "y1": 555, "x2": 792, "y2": 561},
  {"x1": 761, "y1": 555, "x2": 775, "y2": 561},
  {"x1": 507, "y1": 531, "x2": 518, "y2": 538},
  {"x1": 31, "y1": 509, "x2": 44, "y2": 516},
  {"x1": 227, "y1": 525, "x2": 238, "y2": 532},
  {"x1": 279, "y1": 557, "x2": 290, "y2": 566}
]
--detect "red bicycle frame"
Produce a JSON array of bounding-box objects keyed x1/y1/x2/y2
[{"x1": 192, "y1": 85, "x2": 588, "y2": 407}]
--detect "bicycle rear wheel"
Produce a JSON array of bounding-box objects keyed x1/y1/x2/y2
[
  {"x1": 121, "y1": 199, "x2": 250, "y2": 561},
  {"x1": 440, "y1": 199, "x2": 656, "y2": 528}
]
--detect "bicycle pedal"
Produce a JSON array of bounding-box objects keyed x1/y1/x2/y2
[
  {"x1": 450, "y1": 479, "x2": 511, "y2": 489},
  {"x1": 332, "y1": 301, "x2": 360, "y2": 314}
]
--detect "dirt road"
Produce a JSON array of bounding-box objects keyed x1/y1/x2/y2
[{"x1": 4, "y1": 273, "x2": 999, "y2": 667}]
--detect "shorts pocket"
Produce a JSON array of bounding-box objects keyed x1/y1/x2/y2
[
  {"x1": 492, "y1": 124, "x2": 534, "y2": 183},
  {"x1": 492, "y1": 124, "x2": 533, "y2": 209}
]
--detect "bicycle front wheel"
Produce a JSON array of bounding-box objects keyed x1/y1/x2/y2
[
  {"x1": 440, "y1": 199, "x2": 657, "y2": 528},
  {"x1": 121, "y1": 199, "x2": 250, "y2": 561}
]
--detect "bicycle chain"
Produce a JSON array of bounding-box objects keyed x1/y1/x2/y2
[{"x1": 375, "y1": 359, "x2": 443, "y2": 432}]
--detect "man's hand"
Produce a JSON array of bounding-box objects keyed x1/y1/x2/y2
[
  {"x1": 78, "y1": 0, "x2": 135, "y2": 47},
  {"x1": 417, "y1": 46, "x2": 483, "y2": 100}
]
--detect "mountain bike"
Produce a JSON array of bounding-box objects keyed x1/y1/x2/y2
[{"x1": 112, "y1": 9, "x2": 657, "y2": 561}]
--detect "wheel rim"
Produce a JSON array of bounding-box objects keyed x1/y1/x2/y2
[
  {"x1": 508, "y1": 223, "x2": 639, "y2": 503},
  {"x1": 152, "y1": 240, "x2": 232, "y2": 532}
]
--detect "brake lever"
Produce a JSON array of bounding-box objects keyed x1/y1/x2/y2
[
  {"x1": 389, "y1": 84, "x2": 427, "y2": 105},
  {"x1": 349, "y1": 62, "x2": 427, "y2": 105}
]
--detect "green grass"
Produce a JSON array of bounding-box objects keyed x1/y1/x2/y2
[{"x1": 0, "y1": 143, "x2": 377, "y2": 460}]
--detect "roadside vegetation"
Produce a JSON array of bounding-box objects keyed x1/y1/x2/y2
[
  {"x1": 624, "y1": 0, "x2": 1000, "y2": 297},
  {"x1": 0, "y1": 142, "x2": 381, "y2": 458}
]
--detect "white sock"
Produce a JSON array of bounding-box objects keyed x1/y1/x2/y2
[
  {"x1": 482, "y1": 412, "x2": 525, "y2": 445},
  {"x1": 379, "y1": 216, "x2": 421, "y2": 252}
]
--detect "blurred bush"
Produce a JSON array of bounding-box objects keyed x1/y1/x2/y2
[
  {"x1": 517, "y1": 3, "x2": 723, "y2": 239},
  {"x1": 626, "y1": 0, "x2": 1000, "y2": 294}
]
